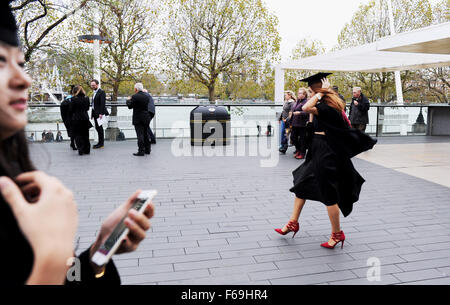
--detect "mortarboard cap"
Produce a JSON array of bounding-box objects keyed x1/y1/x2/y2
[
  {"x1": 300, "y1": 72, "x2": 332, "y2": 87},
  {"x1": 0, "y1": 1, "x2": 20, "y2": 47}
]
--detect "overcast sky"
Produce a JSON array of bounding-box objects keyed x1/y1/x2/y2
[{"x1": 264, "y1": 0, "x2": 442, "y2": 62}]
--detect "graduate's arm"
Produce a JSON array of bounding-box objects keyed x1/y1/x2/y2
[{"x1": 302, "y1": 93, "x2": 322, "y2": 115}]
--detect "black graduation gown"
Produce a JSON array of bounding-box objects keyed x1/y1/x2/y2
[
  {"x1": 290, "y1": 102, "x2": 377, "y2": 217},
  {"x1": 0, "y1": 165, "x2": 121, "y2": 285}
]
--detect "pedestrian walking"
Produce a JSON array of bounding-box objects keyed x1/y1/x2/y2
[{"x1": 275, "y1": 73, "x2": 377, "y2": 250}]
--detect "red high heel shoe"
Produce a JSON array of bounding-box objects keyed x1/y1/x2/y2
[
  {"x1": 274, "y1": 220, "x2": 299, "y2": 238},
  {"x1": 320, "y1": 231, "x2": 345, "y2": 249}
]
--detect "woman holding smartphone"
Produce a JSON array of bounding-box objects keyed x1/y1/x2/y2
[
  {"x1": 0, "y1": 1, "x2": 154, "y2": 284},
  {"x1": 274, "y1": 73, "x2": 376, "y2": 249}
]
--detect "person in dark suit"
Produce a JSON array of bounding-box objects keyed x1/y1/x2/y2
[
  {"x1": 90, "y1": 79, "x2": 109, "y2": 149},
  {"x1": 70, "y1": 85, "x2": 93, "y2": 155},
  {"x1": 0, "y1": 0, "x2": 154, "y2": 285},
  {"x1": 127, "y1": 83, "x2": 151, "y2": 156},
  {"x1": 60, "y1": 86, "x2": 76, "y2": 150},
  {"x1": 143, "y1": 89, "x2": 156, "y2": 144}
]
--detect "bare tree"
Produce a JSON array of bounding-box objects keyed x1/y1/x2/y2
[
  {"x1": 165, "y1": 0, "x2": 280, "y2": 102},
  {"x1": 12, "y1": 0, "x2": 89, "y2": 62}
]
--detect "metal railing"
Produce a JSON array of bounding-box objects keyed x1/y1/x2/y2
[{"x1": 25, "y1": 102, "x2": 448, "y2": 141}]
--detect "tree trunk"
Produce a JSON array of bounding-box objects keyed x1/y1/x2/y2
[
  {"x1": 111, "y1": 82, "x2": 120, "y2": 117},
  {"x1": 105, "y1": 81, "x2": 120, "y2": 141},
  {"x1": 208, "y1": 85, "x2": 216, "y2": 103}
]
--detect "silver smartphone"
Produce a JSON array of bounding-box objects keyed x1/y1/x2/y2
[{"x1": 91, "y1": 190, "x2": 157, "y2": 267}]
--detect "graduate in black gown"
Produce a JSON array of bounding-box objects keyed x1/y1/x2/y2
[
  {"x1": 275, "y1": 73, "x2": 377, "y2": 249},
  {"x1": 0, "y1": 1, "x2": 154, "y2": 284}
]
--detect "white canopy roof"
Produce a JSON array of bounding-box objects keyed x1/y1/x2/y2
[
  {"x1": 276, "y1": 22, "x2": 450, "y2": 73},
  {"x1": 274, "y1": 22, "x2": 450, "y2": 102}
]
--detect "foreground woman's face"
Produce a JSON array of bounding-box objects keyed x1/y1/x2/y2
[{"x1": 0, "y1": 44, "x2": 31, "y2": 140}]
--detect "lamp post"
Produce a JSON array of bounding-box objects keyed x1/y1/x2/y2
[
  {"x1": 78, "y1": 30, "x2": 116, "y2": 139},
  {"x1": 77, "y1": 34, "x2": 112, "y2": 84}
]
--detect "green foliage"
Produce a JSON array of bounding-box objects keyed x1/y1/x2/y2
[
  {"x1": 285, "y1": 38, "x2": 325, "y2": 93},
  {"x1": 336, "y1": 0, "x2": 448, "y2": 103}
]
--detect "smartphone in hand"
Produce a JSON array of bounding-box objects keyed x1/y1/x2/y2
[{"x1": 91, "y1": 190, "x2": 157, "y2": 267}]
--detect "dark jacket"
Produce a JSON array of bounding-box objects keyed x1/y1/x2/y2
[
  {"x1": 60, "y1": 97, "x2": 73, "y2": 136},
  {"x1": 144, "y1": 92, "x2": 155, "y2": 115},
  {"x1": 0, "y1": 164, "x2": 120, "y2": 285},
  {"x1": 290, "y1": 98, "x2": 309, "y2": 127},
  {"x1": 126, "y1": 91, "x2": 150, "y2": 125},
  {"x1": 71, "y1": 95, "x2": 91, "y2": 122},
  {"x1": 349, "y1": 93, "x2": 370, "y2": 125},
  {"x1": 91, "y1": 88, "x2": 109, "y2": 119}
]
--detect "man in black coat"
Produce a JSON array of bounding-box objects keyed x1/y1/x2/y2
[
  {"x1": 90, "y1": 79, "x2": 109, "y2": 148},
  {"x1": 143, "y1": 89, "x2": 156, "y2": 144},
  {"x1": 349, "y1": 87, "x2": 370, "y2": 132},
  {"x1": 60, "y1": 87, "x2": 76, "y2": 150},
  {"x1": 127, "y1": 83, "x2": 151, "y2": 156}
]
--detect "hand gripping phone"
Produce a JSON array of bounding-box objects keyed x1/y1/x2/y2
[{"x1": 91, "y1": 190, "x2": 157, "y2": 267}]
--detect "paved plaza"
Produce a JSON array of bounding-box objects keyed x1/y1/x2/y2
[{"x1": 29, "y1": 136, "x2": 450, "y2": 285}]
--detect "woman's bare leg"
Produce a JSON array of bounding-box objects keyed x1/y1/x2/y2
[
  {"x1": 282, "y1": 197, "x2": 306, "y2": 232},
  {"x1": 326, "y1": 204, "x2": 341, "y2": 245}
]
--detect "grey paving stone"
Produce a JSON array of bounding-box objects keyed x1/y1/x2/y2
[
  {"x1": 249, "y1": 264, "x2": 332, "y2": 281},
  {"x1": 327, "y1": 274, "x2": 401, "y2": 285},
  {"x1": 140, "y1": 252, "x2": 220, "y2": 266},
  {"x1": 392, "y1": 269, "x2": 448, "y2": 283},
  {"x1": 398, "y1": 277, "x2": 450, "y2": 285},
  {"x1": 254, "y1": 252, "x2": 303, "y2": 263},
  {"x1": 118, "y1": 263, "x2": 174, "y2": 276},
  {"x1": 350, "y1": 264, "x2": 403, "y2": 278},
  {"x1": 29, "y1": 139, "x2": 450, "y2": 285},
  {"x1": 328, "y1": 255, "x2": 406, "y2": 272},
  {"x1": 174, "y1": 257, "x2": 255, "y2": 272},
  {"x1": 209, "y1": 262, "x2": 278, "y2": 277},
  {"x1": 220, "y1": 247, "x2": 282, "y2": 259},
  {"x1": 400, "y1": 249, "x2": 450, "y2": 262},
  {"x1": 396, "y1": 258, "x2": 450, "y2": 272},
  {"x1": 349, "y1": 246, "x2": 421, "y2": 260},
  {"x1": 269, "y1": 270, "x2": 357, "y2": 285}
]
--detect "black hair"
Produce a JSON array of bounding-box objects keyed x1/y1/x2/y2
[
  {"x1": 91, "y1": 79, "x2": 99, "y2": 85},
  {"x1": 0, "y1": 131, "x2": 35, "y2": 178}
]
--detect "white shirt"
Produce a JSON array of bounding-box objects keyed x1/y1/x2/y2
[{"x1": 92, "y1": 89, "x2": 98, "y2": 109}]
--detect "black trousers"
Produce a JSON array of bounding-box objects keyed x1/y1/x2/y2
[
  {"x1": 94, "y1": 117, "x2": 104, "y2": 145},
  {"x1": 72, "y1": 121, "x2": 90, "y2": 154},
  {"x1": 291, "y1": 126, "x2": 307, "y2": 155},
  {"x1": 135, "y1": 123, "x2": 150, "y2": 153},
  {"x1": 147, "y1": 112, "x2": 156, "y2": 143}
]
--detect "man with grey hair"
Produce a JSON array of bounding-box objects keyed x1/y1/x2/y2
[
  {"x1": 349, "y1": 87, "x2": 370, "y2": 132},
  {"x1": 126, "y1": 83, "x2": 151, "y2": 156}
]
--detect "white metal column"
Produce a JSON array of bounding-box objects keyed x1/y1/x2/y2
[{"x1": 274, "y1": 67, "x2": 285, "y2": 104}]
